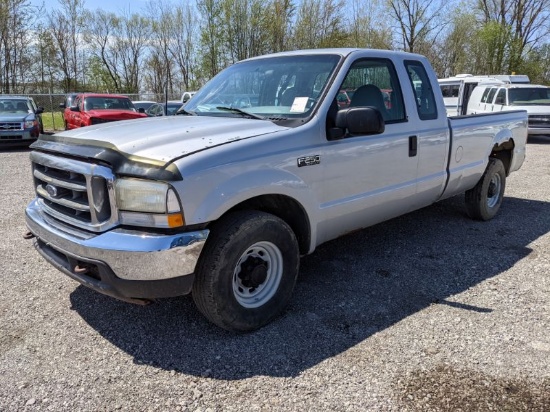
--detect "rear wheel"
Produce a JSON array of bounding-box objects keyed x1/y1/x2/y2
[
  {"x1": 192, "y1": 211, "x2": 299, "y2": 332},
  {"x1": 465, "y1": 158, "x2": 506, "y2": 221}
]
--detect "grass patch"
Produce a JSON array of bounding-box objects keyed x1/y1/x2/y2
[{"x1": 41, "y1": 111, "x2": 64, "y2": 132}]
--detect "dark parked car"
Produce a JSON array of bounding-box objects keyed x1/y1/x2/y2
[
  {"x1": 132, "y1": 100, "x2": 157, "y2": 112},
  {"x1": 0, "y1": 96, "x2": 44, "y2": 146},
  {"x1": 145, "y1": 101, "x2": 184, "y2": 116}
]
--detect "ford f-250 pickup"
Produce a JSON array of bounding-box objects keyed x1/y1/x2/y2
[{"x1": 25, "y1": 49, "x2": 528, "y2": 331}]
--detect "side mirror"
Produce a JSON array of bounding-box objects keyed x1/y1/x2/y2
[
  {"x1": 35, "y1": 107, "x2": 44, "y2": 115},
  {"x1": 333, "y1": 107, "x2": 385, "y2": 138},
  {"x1": 69, "y1": 106, "x2": 80, "y2": 112},
  {"x1": 59, "y1": 102, "x2": 66, "y2": 108}
]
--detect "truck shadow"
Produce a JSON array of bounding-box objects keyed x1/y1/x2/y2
[{"x1": 69, "y1": 195, "x2": 550, "y2": 380}]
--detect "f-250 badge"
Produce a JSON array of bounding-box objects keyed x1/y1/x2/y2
[{"x1": 297, "y1": 155, "x2": 320, "y2": 167}]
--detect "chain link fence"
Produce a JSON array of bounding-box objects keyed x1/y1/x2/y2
[{"x1": 25, "y1": 93, "x2": 182, "y2": 131}]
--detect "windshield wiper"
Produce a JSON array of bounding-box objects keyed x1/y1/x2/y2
[
  {"x1": 175, "y1": 107, "x2": 196, "y2": 116},
  {"x1": 215, "y1": 106, "x2": 265, "y2": 120}
]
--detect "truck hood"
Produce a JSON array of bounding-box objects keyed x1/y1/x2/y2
[
  {"x1": 508, "y1": 105, "x2": 550, "y2": 115},
  {"x1": 86, "y1": 109, "x2": 147, "y2": 120},
  {"x1": 54, "y1": 115, "x2": 288, "y2": 162},
  {"x1": 0, "y1": 114, "x2": 29, "y2": 122},
  {"x1": 34, "y1": 115, "x2": 288, "y2": 180}
]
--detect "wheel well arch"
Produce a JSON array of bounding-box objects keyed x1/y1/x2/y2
[
  {"x1": 216, "y1": 194, "x2": 311, "y2": 255},
  {"x1": 491, "y1": 139, "x2": 514, "y2": 176}
]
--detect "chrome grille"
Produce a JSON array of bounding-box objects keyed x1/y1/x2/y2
[
  {"x1": 528, "y1": 115, "x2": 550, "y2": 127},
  {"x1": 30, "y1": 151, "x2": 119, "y2": 232},
  {"x1": 0, "y1": 122, "x2": 23, "y2": 131}
]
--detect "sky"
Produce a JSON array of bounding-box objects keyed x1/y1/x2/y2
[{"x1": 31, "y1": 0, "x2": 147, "y2": 15}]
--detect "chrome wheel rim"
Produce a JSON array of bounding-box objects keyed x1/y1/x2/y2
[{"x1": 232, "y1": 241, "x2": 283, "y2": 308}]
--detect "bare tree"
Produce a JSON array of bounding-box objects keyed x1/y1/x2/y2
[
  {"x1": 84, "y1": 10, "x2": 123, "y2": 91},
  {"x1": 477, "y1": 0, "x2": 550, "y2": 73},
  {"x1": 387, "y1": 0, "x2": 447, "y2": 53},
  {"x1": 167, "y1": 2, "x2": 200, "y2": 90},
  {"x1": 197, "y1": 0, "x2": 225, "y2": 78},
  {"x1": 48, "y1": 0, "x2": 85, "y2": 92},
  {"x1": 0, "y1": 0, "x2": 35, "y2": 93},
  {"x1": 116, "y1": 11, "x2": 151, "y2": 93}
]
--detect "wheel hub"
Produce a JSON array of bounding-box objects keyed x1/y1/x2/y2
[
  {"x1": 238, "y1": 256, "x2": 268, "y2": 289},
  {"x1": 488, "y1": 181, "x2": 497, "y2": 198}
]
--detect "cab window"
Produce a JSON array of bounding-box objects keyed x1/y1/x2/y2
[
  {"x1": 481, "y1": 87, "x2": 491, "y2": 103},
  {"x1": 337, "y1": 58, "x2": 406, "y2": 123},
  {"x1": 486, "y1": 87, "x2": 498, "y2": 104},
  {"x1": 495, "y1": 88, "x2": 506, "y2": 105}
]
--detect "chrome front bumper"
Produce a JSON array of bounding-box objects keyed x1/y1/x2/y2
[{"x1": 25, "y1": 199, "x2": 209, "y2": 300}]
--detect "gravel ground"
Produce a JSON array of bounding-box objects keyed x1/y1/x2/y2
[{"x1": 1, "y1": 137, "x2": 549, "y2": 411}]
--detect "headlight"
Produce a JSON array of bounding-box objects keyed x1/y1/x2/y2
[
  {"x1": 24, "y1": 120, "x2": 36, "y2": 129},
  {"x1": 115, "y1": 179, "x2": 185, "y2": 228}
]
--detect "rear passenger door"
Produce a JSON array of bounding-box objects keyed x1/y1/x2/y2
[{"x1": 403, "y1": 60, "x2": 450, "y2": 205}]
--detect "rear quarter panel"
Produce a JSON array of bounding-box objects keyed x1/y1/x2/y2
[{"x1": 443, "y1": 110, "x2": 527, "y2": 198}]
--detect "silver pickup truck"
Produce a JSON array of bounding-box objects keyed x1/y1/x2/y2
[{"x1": 25, "y1": 49, "x2": 528, "y2": 331}]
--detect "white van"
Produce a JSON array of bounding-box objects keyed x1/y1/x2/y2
[
  {"x1": 181, "y1": 91, "x2": 196, "y2": 103},
  {"x1": 467, "y1": 84, "x2": 550, "y2": 135},
  {"x1": 438, "y1": 74, "x2": 503, "y2": 116}
]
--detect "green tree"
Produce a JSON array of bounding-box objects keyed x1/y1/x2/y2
[{"x1": 292, "y1": 0, "x2": 347, "y2": 49}]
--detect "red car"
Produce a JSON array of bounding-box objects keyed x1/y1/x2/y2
[{"x1": 64, "y1": 93, "x2": 147, "y2": 129}]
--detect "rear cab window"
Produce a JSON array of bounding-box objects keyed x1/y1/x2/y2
[{"x1": 404, "y1": 60, "x2": 438, "y2": 120}]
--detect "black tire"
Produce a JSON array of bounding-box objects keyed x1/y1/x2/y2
[
  {"x1": 465, "y1": 158, "x2": 506, "y2": 221},
  {"x1": 192, "y1": 210, "x2": 299, "y2": 332}
]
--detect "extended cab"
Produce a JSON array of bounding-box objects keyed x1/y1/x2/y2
[
  {"x1": 63, "y1": 93, "x2": 147, "y2": 129},
  {"x1": 25, "y1": 49, "x2": 528, "y2": 331}
]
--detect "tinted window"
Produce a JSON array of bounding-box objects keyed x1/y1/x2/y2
[
  {"x1": 440, "y1": 84, "x2": 460, "y2": 98},
  {"x1": 508, "y1": 87, "x2": 550, "y2": 105},
  {"x1": 486, "y1": 87, "x2": 498, "y2": 104},
  {"x1": 405, "y1": 60, "x2": 437, "y2": 120},
  {"x1": 481, "y1": 88, "x2": 491, "y2": 103},
  {"x1": 84, "y1": 97, "x2": 134, "y2": 111},
  {"x1": 495, "y1": 88, "x2": 506, "y2": 105}
]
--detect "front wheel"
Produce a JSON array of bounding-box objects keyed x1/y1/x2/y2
[
  {"x1": 465, "y1": 158, "x2": 506, "y2": 221},
  {"x1": 192, "y1": 211, "x2": 299, "y2": 332}
]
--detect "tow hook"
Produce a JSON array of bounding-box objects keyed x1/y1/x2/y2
[
  {"x1": 23, "y1": 231, "x2": 35, "y2": 240},
  {"x1": 74, "y1": 265, "x2": 89, "y2": 274}
]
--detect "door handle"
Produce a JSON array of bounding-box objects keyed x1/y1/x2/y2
[{"x1": 409, "y1": 135, "x2": 417, "y2": 157}]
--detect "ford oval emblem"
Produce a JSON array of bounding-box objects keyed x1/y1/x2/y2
[{"x1": 46, "y1": 184, "x2": 58, "y2": 198}]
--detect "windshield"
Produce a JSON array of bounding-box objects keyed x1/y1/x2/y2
[
  {"x1": 84, "y1": 97, "x2": 136, "y2": 111},
  {"x1": 508, "y1": 88, "x2": 550, "y2": 106},
  {"x1": 0, "y1": 99, "x2": 30, "y2": 114},
  {"x1": 185, "y1": 54, "x2": 341, "y2": 124}
]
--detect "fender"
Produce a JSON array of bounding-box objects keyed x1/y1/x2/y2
[{"x1": 186, "y1": 168, "x2": 319, "y2": 253}]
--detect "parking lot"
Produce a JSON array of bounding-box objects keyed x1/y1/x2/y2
[{"x1": 1, "y1": 137, "x2": 549, "y2": 411}]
